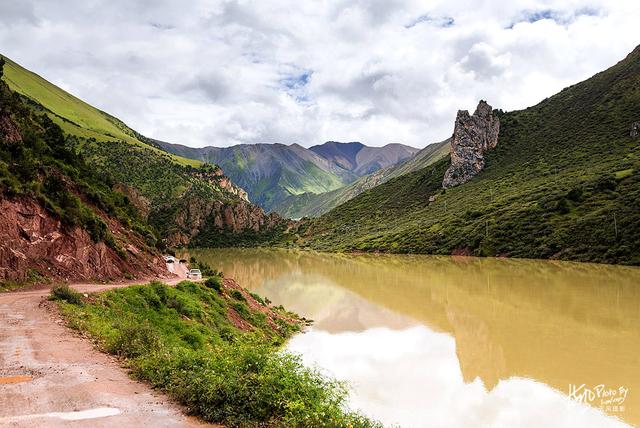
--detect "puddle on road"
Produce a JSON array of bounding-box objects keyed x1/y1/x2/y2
[{"x1": 0, "y1": 375, "x2": 32, "y2": 384}]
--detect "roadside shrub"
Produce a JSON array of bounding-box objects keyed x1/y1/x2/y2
[
  {"x1": 108, "y1": 320, "x2": 161, "y2": 358},
  {"x1": 250, "y1": 292, "x2": 265, "y2": 306},
  {"x1": 204, "y1": 276, "x2": 222, "y2": 293},
  {"x1": 50, "y1": 284, "x2": 83, "y2": 305},
  {"x1": 230, "y1": 289, "x2": 246, "y2": 301},
  {"x1": 135, "y1": 343, "x2": 382, "y2": 428}
]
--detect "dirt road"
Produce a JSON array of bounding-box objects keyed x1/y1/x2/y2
[{"x1": 0, "y1": 270, "x2": 215, "y2": 428}]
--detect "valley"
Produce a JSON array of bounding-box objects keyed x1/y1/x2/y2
[
  {"x1": 157, "y1": 140, "x2": 418, "y2": 212},
  {"x1": 1, "y1": 15, "x2": 640, "y2": 428}
]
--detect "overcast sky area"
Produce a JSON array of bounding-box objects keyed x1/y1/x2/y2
[{"x1": 1, "y1": 0, "x2": 639, "y2": 148}]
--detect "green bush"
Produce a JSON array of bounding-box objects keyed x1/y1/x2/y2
[
  {"x1": 50, "y1": 284, "x2": 84, "y2": 305},
  {"x1": 136, "y1": 344, "x2": 380, "y2": 428},
  {"x1": 204, "y1": 276, "x2": 222, "y2": 292},
  {"x1": 250, "y1": 292, "x2": 266, "y2": 305},
  {"x1": 230, "y1": 289, "x2": 246, "y2": 301},
  {"x1": 108, "y1": 320, "x2": 161, "y2": 358}
]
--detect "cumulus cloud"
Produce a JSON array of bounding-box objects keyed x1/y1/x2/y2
[{"x1": 1, "y1": 0, "x2": 639, "y2": 147}]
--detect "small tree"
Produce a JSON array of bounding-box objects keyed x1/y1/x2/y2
[{"x1": 0, "y1": 56, "x2": 5, "y2": 79}]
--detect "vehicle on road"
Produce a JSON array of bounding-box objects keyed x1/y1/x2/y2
[{"x1": 187, "y1": 269, "x2": 202, "y2": 280}]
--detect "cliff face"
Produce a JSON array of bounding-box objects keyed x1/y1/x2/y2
[
  {"x1": 442, "y1": 101, "x2": 500, "y2": 188},
  {"x1": 163, "y1": 195, "x2": 284, "y2": 247},
  {"x1": 0, "y1": 112, "x2": 21, "y2": 144},
  {"x1": 193, "y1": 168, "x2": 249, "y2": 202},
  {"x1": 0, "y1": 196, "x2": 167, "y2": 282}
]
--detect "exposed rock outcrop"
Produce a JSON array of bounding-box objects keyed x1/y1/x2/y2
[
  {"x1": 194, "y1": 168, "x2": 249, "y2": 202},
  {"x1": 113, "y1": 183, "x2": 152, "y2": 219},
  {"x1": 163, "y1": 195, "x2": 284, "y2": 247},
  {"x1": 631, "y1": 122, "x2": 640, "y2": 138},
  {"x1": 0, "y1": 196, "x2": 167, "y2": 282},
  {"x1": 0, "y1": 105, "x2": 22, "y2": 145},
  {"x1": 442, "y1": 101, "x2": 500, "y2": 188}
]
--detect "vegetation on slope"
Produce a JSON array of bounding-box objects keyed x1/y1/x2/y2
[
  {"x1": 2, "y1": 54, "x2": 285, "y2": 248},
  {"x1": 2, "y1": 57, "x2": 200, "y2": 167},
  {"x1": 303, "y1": 46, "x2": 640, "y2": 265},
  {"x1": 0, "y1": 58, "x2": 156, "y2": 251},
  {"x1": 275, "y1": 140, "x2": 450, "y2": 218},
  {"x1": 158, "y1": 141, "x2": 418, "y2": 212},
  {"x1": 55, "y1": 279, "x2": 380, "y2": 427},
  {"x1": 156, "y1": 142, "x2": 355, "y2": 212}
]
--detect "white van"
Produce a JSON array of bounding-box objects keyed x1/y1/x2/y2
[{"x1": 187, "y1": 269, "x2": 202, "y2": 280}]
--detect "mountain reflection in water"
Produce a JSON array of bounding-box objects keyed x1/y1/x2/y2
[{"x1": 187, "y1": 248, "x2": 640, "y2": 428}]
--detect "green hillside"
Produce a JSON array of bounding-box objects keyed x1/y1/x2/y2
[
  {"x1": 275, "y1": 139, "x2": 450, "y2": 218},
  {"x1": 302, "y1": 46, "x2": 640, "y2": 265},
  {"x1": 156, "y1": 142, "x2": 353, "y2": 211},
  {"x1": 0, "y1": 57, "x2": 159, "y2": 278},
  {"x1": 157, "y1": 141, "x2": 418, "y2": 212},
  {"x1": 1, "y1": 55, "x2": 284, "y2": 248},
  {"x1": 2, "y1": 57, "x2": 200, "y2": 167}
]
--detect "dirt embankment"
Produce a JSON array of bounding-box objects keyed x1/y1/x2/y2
[
  {"x1": 221, "y1": 277, "x2": 303, "y2": 332},
  {"x1": 0, "y1": 196, "x2": 168, "y2": 283}
]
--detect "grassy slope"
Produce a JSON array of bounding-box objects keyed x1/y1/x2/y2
[
  {"x1": 2, "y1": 56, "x2": 200, "y2": 167},
  {"x1": 159, "y1": 142, "x2": 352, "y2": 212},
  {"x1": 0, "y1": 61, "x2": 161, "y2": 285},
  {"x1": 1, "y1": 55, "x2": 280, "y2": 247},
  {"x1": 55, "y1": 280, "x2": 379, "y2": 427},
  {"x1": 275, "y1": 140, "x2": 450, "y2": 218},
  {"x1": 304, "y1": 46, "x2": 640, "y2": 265}
]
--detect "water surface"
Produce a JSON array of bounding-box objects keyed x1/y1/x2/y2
[{"x1": 188, "y1": 248, "x2": 640, "y2": 427}]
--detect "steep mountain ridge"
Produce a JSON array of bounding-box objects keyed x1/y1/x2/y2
[
  {"x1": 157, "y1": 140, "x2": 418, "y2": 212},
  {"x1": 2, "y1": 55, "x2": 286, "y2": 248},
  {"x1": 309, "y1": 141, "x2": 365, "y2": 171},
  {"x1": 275, "y1": 139, "x2": 450, "y2": 218},
  {"x1": 0, "y1": 64, "x2": 167, "y2": 284},
  {"x1": 309, "y1": 141, "x2": 419, "y2": 176},
  {"x1": 302, "y1": 45, "x2": 640, "y2": 265}
]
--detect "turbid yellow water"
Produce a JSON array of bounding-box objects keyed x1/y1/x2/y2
[{"x1": 188, "y1": 248, "x2": 640, "y2": 428}]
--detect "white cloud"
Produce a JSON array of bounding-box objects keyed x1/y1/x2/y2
[{"x1": 1, "y1": 0, "x2": 639, "y2": 148}]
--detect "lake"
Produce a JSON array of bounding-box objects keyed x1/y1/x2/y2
[{"x1": 187, "y1": 248, "x2": 640, "y2": 428}]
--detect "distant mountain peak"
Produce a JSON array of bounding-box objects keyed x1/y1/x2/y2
[{"x1": 309, "y1": 140, "x2": 418, "y2": 176}]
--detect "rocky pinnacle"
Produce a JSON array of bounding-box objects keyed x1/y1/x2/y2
[{"x1": 442, "y1": 100, "x2": 500, "y2": 188}]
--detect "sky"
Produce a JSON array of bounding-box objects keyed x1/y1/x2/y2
[{"x1": 1, "y1": 0, "x2": 639, "y2": 148}]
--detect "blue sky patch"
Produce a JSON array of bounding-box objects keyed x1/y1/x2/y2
[
  {"x1": 281, "y1": 71, "x2": 312, "y2": 90},
  {"x1": 508, "y1": 7, "x2": 600, "y2": 28},
  {"x1": 405, "y1": 14, "x2": 455, "y2": 29}
]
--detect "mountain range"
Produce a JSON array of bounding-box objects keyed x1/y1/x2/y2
[
  {"x1": 156, "y1": 140, "x2": 418, "y2": 211},
  {"x1": 275, "y1": 139, "x2": 450, "y2": 218},
  {"x1": 2, "y1": 43, "x2": 640, "y2": 277}
]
